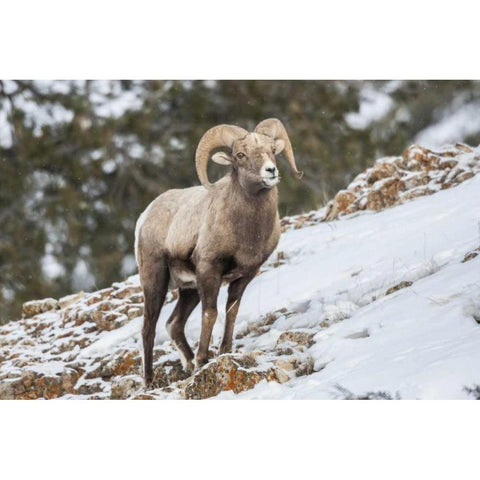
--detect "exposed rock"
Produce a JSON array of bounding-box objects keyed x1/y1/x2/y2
[
  {"x1": 453, "y1": 171, "x2": 474, "y2": 184},
  {"x1": 0, "y1": 369, "x2": 80, "y2": 400},
  {"x1": 326, "y1": 190, "x2": 356, "y2": 221},
  {"x1": 386, "y1": 281, "x2": 413, "y2": 296},
  {"x1": 366, "y1": 161, "x2": 397, "y2": 184},
  {"x1": 0, "y1": 379, "x2": 15, "y2": 399},
  {"x1": 365, "y1": 177, "x2": 405, "y2": 211},
  {"x1": 75, "y1": 380, "x2": 105, "y2": 396},
  {"x1": 94, "y1": 311, "x2": 129, "y2": 331},
  {"x1": 127, "y1": 306, "x2": 143, "y2": 320},
  {"x1": 276, "y1": 330, "x2": 315, "y2": 348},
  {"x1": 22, "y1": 298, "x2": 58, "y2": 317},
  {"x1": 322, "y1": 143, "x2": 479, "y2": 221},
  {"x1": 111, "y1": 285, "x2": 142, "y2": 299},
  {"x1": 183, "y1": 354, "x2": 277, "y2": 399},
  {"x1": 274, "y1": 368, "x2": 290, "y2": 384},
  {"x1": 280, "y1": 211, "x2": 325, "y2": 233},
  {"x1": 151, "y1": 359, "x2": 191, "y2": 389},
  {"x1": 112, "y1": 351, "x2": 141, "y2": 377},
  {"x1": 295, "y1": 357, "x2": 315, "y2": 377},
  {"x1": 401, "y1": 186, "x2": 434, "y2": 202},
  {"x1": 111, "y1": 375, "x2": 144, "y2": 399},
  {"x1": 274, "y1": 358, "x2": 297, "y2": 383},
  {"x1": 275, "y1": 358, "x2": 296, "y2": 371},
  {"x1": 58, "y1": 292, "x2": 85, "y2": 309},
  {"x1": 462, "y1": 249, "x2": 479, "y2": 263}
]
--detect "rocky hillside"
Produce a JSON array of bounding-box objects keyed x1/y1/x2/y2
[
  {"x1": 281, "y1": 142, "x2": 479, "y2": 229},
  {"x1": 1, "y1": 143, "x2": 480, "y2": 400}
]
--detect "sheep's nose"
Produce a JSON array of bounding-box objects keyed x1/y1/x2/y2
[{"x1": 266, "y1": 166, "x2": 277, "y2": 175}]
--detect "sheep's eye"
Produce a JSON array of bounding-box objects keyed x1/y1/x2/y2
[{"x1": 236, "y1": 152, "x2": 245, "y2": 159}]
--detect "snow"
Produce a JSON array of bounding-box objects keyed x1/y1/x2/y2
[
  {"x1": 121, "y1": 254, "x2": 137, "y2": 277},
  {"x1": 89, "y1": 80, "x2": 143, "y2": 118},
  {"x1": 13, "y1": 92, "x2": 74, "y2": 136},
  {"x1": 415, "y1": 102, "x2": 480, "y2": 149},
  {"x1": 71, "y1": 259, "x2": 96, "y2": 291},
  {"x1": 345, "y1": 86, "x2": 394, "y2": 130},
  {"x1": 0, "y1": 102, "x2": 13, "y2": 148},
  {"x1": 101, "y1": 159, "x2": 117, "y2": 174},
  {"x1": 28, "y1": 361, "x2": 69, "y2": 376},
  {"x1": 41, "y1": 254, "x2": 66, "y2": 280}
]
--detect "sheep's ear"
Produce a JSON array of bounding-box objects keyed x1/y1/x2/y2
[
  {"x1": 274, "y1": 139, "x2": 285, "y2": 155},
  {"x1": 212, "y1": 152, "x2": 233, "y2": 165}
]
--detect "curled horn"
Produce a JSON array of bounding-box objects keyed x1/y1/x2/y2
[
  {"x1": 195, "y1": 124, "x2": 249, "y2": 188},
  {"x1": 255, "y1": 118, "x2": 303, "y2": 179}
]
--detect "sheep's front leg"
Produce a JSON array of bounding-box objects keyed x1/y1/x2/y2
[
  {"x1": 219, "y1": 273, "x2": 256, "y2": 355},
  {"x1": 196, "y1": 262, "x2": 223, "y2": 369}
]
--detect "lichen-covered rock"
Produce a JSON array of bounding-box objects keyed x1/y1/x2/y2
[
  {"x1": 127, "y1": 306, "x2": 143, "y2": 319},
  {"x1": 0, "y1": 369, "x2": 80, "y2": 399},
  {"x1": 365, "y1": 177, "x2": 404, "y2": 211},
  {"x1": 0, "y1": 379, "x2": 15, "y2": 399},
  {"x1": 132, "y1": 393, "x2": 155, "y2": 400},
  {"x1": 326, "y1": 190, "x2": 356, "y2": 221},
  {"x1": 58, "y1": 292, "x2": 85, "y2": 309},
  {"x1": 183, "y1": 354, "x2": 277, "y2": 399},
  {"x1": 366, "y1": 161, "x2": 397, "y2": 184},
  {"x1": 151, "y1": 359, "x2": 191, "y2": 389},
  {"x1": 276, "y1": 330, "x2": 315, "y2": 348},
  {"x1": 111, "y1": 375, "x2": 144, "y2": 399},
  {"x1": 22, "y1": 298, "x2": 58, "y2": 317},
  {"x1": 321, "y1": 143, "x2": 479, "y2": 222},
  {"x1": 112, "y1": 351, "x2": 141, "y2": 377},
  {"x1": 111, "y1": 285, "x2": 143, "y2": 299}
]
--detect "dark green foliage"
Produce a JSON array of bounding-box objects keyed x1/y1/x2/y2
[{"x1": 1, "y1": 80, "x2": 479, "y2": 322}]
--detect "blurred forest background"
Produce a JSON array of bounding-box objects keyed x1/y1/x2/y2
[{"x1": 1, "y1": 80, "x2": 480, "y2": 323}]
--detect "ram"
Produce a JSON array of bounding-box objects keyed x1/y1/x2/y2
[{"x1": 135, "y1": 118, "x2": 302, "y2": 386}]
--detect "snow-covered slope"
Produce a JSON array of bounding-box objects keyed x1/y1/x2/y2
[
  {"x1": 222, "y1": 173, "x2": 480, "y2": 399},
  {"x1": 1, "y1": 146, "x2": 480, "y2": 400}
]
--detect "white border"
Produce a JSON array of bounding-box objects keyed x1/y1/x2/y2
[
  {"x1": 1, "y1": 400, "x2": 479, "y2": 479},
  {"x1": 1, "y1": 2, "x2": 478, "y2": 478},
  {"x1": 1, "y1": 0, "x2": 479, "y2": 79}
]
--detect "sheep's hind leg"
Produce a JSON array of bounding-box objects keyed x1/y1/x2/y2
[
  {"x1": 219, "y1": 273, "x2": 256, "y2": 355},
  {"x1": 141, "y1": 258, "x2": 170, "y2": 388},
  {"x1": 166, "y1": 288, "x2": 199, "y2": 372}
]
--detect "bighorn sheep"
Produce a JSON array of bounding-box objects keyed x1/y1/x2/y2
[{"x1": 135, "y1": 118, "x2": 302, "y2": 386}]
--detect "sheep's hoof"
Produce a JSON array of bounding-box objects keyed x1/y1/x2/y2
[
  {"x1": 195, "y1": 356, "x2": 208, "y2": 370},
  {"x1": 144, "y1": 378, "x2": 154, "y2": 390},
  {"x1": 184, "y1": 360, "x2": 195, "y2": 374},
  {"x1": 218, "y1": 344, "x2": 232, "y2": 355}
]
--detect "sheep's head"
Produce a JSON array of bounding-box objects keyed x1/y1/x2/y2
[{"x1": 195, "y1": 118, "x2": 302, "y2": 192}]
